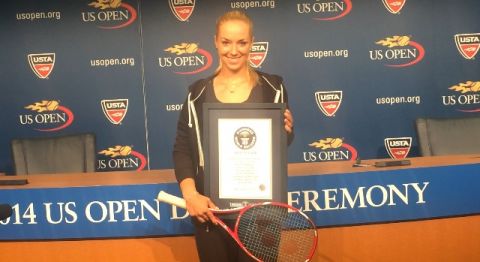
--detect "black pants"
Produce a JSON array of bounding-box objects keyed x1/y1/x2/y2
[{"x1": 193, "y1": 218, "x2": 257, "y2": 262}]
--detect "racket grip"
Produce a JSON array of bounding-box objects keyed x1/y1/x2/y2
[{"x1": 157, "y1": 190, "x2": 187, "y2": 209}]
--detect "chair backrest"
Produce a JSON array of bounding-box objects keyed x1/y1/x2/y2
[
  {"x1": 11, "y1": 133, "x2": 96, "y2": 175},
  {"x1": 415, "y1": 116, "x2": 480, "y2": 156}
]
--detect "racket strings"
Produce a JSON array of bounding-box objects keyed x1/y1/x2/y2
[{"x1": 237, "y1": 205, "x2": 316, "y2": 262}]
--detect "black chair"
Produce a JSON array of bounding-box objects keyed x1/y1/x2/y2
[
  {"x1": 11, "y1": 133, "x2": 95, "y2": 175},
  {"x1": 415, "y1": 116, "x2": 480, "y2": 156}
]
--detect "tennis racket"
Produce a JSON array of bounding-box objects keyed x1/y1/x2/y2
[{"x1": 157, "y1": 190, "x2": 318, "y2": 262}]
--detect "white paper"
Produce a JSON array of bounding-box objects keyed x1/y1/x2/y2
[{"x1": 218, "y1": 118, "x2": 272, "y2": 200}]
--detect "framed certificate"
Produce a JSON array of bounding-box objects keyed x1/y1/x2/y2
[{"x1": 203, "y1": 103, "x2": 287, "y2": 209}]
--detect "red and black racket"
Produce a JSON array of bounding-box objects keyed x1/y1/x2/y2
[{"x1": 157, "y1": 191, "x2": 318, "y2": 262}]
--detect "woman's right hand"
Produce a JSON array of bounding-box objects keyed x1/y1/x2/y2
[{"x1": 185, "y1": 192, "x2": 218, "y2": 224}]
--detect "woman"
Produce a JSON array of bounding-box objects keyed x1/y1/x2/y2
[{"x1": 172, "y1": 10, "x2": 294, "y2": 262}]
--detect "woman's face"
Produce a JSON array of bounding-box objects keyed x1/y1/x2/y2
[{"x1": 215, "y1": 19, "x2": 252, "y2": 74}]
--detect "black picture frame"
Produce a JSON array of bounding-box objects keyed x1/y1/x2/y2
[{"x1": 203, "y1": 103, "x2": 287, "y2": 209}]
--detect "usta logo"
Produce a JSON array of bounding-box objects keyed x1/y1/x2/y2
[
  {"x1": 297, "y1": 0, "x2": 352, "y2": 21},
  {"x1": 370, "y1": 35, "x2": 425, "y2": 67},
  {"x1": 101, "y1": 99, "x2": 128, "y2": 125},
  {"x1": 454, "y1": 33, "x2": 480, "y2": 60},
  {"x1": 384, "y1": 137, "x2": 412, "y2": 159},
  {"x1": 382, "y1": 0, "x2": 407, "y2": 14},
  {"x1": 169, "y1": 0, "x2": 195, "y2": 21},
  {"x1": 28, "y1": 53, "x2": 55, "y2": 79},
  {"x1": 249, "y1": 42, "x2": 269, "y2": 68},
  {"x1": 315, "y1": 91, "x2": 342, "y2": 117}
]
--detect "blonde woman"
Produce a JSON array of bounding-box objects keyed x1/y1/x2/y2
[{"x1": 172, "y1": 10, "x2": 294, "y2": 261}]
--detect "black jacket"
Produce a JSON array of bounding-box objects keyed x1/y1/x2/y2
[{"x1": 172, "y1": 71, "x2": 294, "y2": 193}]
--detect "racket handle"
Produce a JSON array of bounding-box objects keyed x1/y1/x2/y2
[{"x1": 157, "y1": 190, "x2": 187, "y2": 209}]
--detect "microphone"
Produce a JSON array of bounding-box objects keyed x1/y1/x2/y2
[{"x1": 0, "y1": 204, "x2": 13, "y2": 220}]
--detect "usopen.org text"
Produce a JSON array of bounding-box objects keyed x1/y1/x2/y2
[
  {"x1": 16, "y1": 11, "x2": 61, "y2": 21},
  {"x1": 304, "y1": 49, "x2": 349, "y2": 59},
  {"x1": 90, "y1": 57, "x2": 135, "y2": 67},
  {"x1": 376, "y1": 96, "x2": 421, "y2": 106},
  {"x1": 231, "y1": 0, "x2": 276, "y2": 9}
]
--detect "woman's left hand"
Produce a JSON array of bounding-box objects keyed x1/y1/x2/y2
[{"x1": 284, "y1": 109, "x2": 294, "y2": 134}]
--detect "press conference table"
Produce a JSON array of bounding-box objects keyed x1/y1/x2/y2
[{"x1": 1, "y1": 155, "x2": 479, "y2": 261}]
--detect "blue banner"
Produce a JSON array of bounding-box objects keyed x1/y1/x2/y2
[
  {"x1": 289, "y1": 163, "x2": 480, "y2": 226},
  {"x1": 1, "y1": 163, "x2": 479, "y2": 240},
  {"x1": 1, "y1": 0, "x2": 480, "y2": 174}
]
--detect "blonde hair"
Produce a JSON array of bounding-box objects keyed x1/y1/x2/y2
[
  {"x1": 214, "y1": 10, "x2": 259, "y2": 84},
  {"x1": 215, "y1": 10, "x2": 253, "y2": 39}
]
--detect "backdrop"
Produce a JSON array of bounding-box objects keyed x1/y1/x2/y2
[{"x1": 1, "y1": 0, "x2": 479, "y2": 173}]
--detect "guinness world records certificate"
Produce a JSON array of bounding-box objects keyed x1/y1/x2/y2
[
  {"x1": 218, "y1": 118, "x2": 272, "y2": 200},
  {"x1": 203, "y1": 103, "x2": 287, "y2": 209}
]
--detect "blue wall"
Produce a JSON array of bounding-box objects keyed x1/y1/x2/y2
[{"x1": 1, "y1": 0, "x2": 479, "y2": 173}]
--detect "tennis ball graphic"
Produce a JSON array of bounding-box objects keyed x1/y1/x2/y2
[
  {"x1": 185, "y1": 43, "x2": 198, "y2": 53},
  {"x1": 397, "y1": 36, "x2": 410, "y2": 46},
  {"x1": 119, "y1": 146, "x2": 132, "y2": 156},
  {"x1": 46, "y1": 100, "x2": 59, "y2": 111}
]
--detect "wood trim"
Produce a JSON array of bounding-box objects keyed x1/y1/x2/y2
[{"x1": 1, "y1": 215, "x2": 478, "y2": 261}]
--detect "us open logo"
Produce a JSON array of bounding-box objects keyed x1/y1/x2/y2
[
  {"x1": 97, "y1": 145, "x2": 147, "y2": 171},
  {"x1": 234, "y1": 127, "x2": 256, "y2": 150},
  {"x1": 382, "y1": 0, "x2": 406, "y2": 14},
  {"x1": 296, "y1": 0, "x2": 352, "y2": 21},
  {"x1": 249, "y1": 42, "x2": 269, "y2": 68},
  {"x1": 159, "y1": 42, "x2": 212, "y2": 75},
  {"x1": 28, "y1": 53, "x2": 55, "y2": 79},
  {"x1": 304, "y1": 137, "x2": 357, "y2": 162},
  {"x1": 81, "y1": 0, "x2": 138, "y2": 29},
  {"x1": 443, "y1": 81, "x2": 480, "y2": 113},
  {"x1": 101, "y1": 99, "x2": 128, "y2": 125},
  {"x1": 385, "y1": 137, "x2": 412, "y2": 159},
  {"x1": 315, "y1": 91, "x2": 342, "y2": 117},
  {"x1": 169, "y1": 0, "x2": 195, "y2": 21},
  {"x1": 454, "y1": 33, "x2": 480, "y2": 60},
  {"x1": 19, "y1": 100, "x2": 74, "y2": 132},
  {"x1": 369, "y1": 35, "x2": 425, "y2": 67}
]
